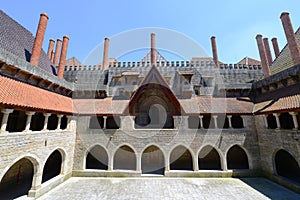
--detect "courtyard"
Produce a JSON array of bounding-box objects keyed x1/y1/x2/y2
[{"x1": 34, "y1": 177, "x2": 300, "y2": 200}]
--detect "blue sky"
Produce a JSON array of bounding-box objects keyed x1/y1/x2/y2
[{"x1": 1, "y1": 0, "x2": 300, "y2": 64}]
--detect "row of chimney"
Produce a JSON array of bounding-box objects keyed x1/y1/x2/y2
[
  {"x1": 30, "y1": 13, "x2": 69, "y2": 79},
  {"x1": 211, "y1": 12, "x2": 300, "y2": 78}
]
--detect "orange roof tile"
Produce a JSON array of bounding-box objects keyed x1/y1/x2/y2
[{"x1": 0, "y1": 76, "x2": 72, "y2": 113}]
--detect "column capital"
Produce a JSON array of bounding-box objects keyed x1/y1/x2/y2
[
  {"x1": 43, "y1": 113, "x2": 51, "y2": 117},
  {"x1": 25, "y1": 111, "x2": 35, "y2": 116},
  {"x1": 212, "y1": 115, "x2": 218, "y2": 119},
  {"x1": 57, "y1": 114, "x2": 63, "y2": 118},
  {"x1": 273, "y1": 113, "x2": 280, "y2": 117},
  {"x1": 227, "y1": 115, "x2": 232, "y2": 118},
  {"x1": 1, "y1": 109, "x2": 13, "y2": 114},
  {"x1": 199, "y1": 115, "x2": 203, "y2": 119},
  {"x1": 289, "y1": 112, "x2": 297, "y2": 116}
]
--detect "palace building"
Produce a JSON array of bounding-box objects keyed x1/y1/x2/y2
[{"x1": 0, "y1": 10, "x2": 299, "y2": 199}]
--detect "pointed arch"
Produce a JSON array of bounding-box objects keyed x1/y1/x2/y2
[
  {"x1": 198, "y1": 145, "x2": 221, "y2": 170},
  {"x1": 141, "y1": 145, "x2": 165, "y2": 174},
  {"x1": 226, "y1": 145, "x2": 249, "y2": 169},
  {"x1": 113, "y1": 145, "x2": 137, "y2": 171},
  {"x1": 85, "y1": 145, "x2": 108, "y2": 170},
  {"x1": 169, "y1": 145, "x2": 193, "y2": 171},
  {"x1": 42, "y1": 149, "x2": 64, "y2": 183}
]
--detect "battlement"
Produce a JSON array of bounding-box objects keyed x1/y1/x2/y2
[{"x1": 64, "y1": 61, "x2": 262, "y2": 71}]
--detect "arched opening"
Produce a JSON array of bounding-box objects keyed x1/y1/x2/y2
[
  {"x1": 227, "y1": 145, "x2": 249, "y2": 169},
  {"x1": 232, "y1": 116, "x2": 244, "y2": 128},
  {"x1": 279, "y1": 113, "x2": 294, "y2": 129},
  {"x1": 107, "y1": 116, "x2": 120, "y2": 129},
  {"x1": 42, "y1": 150, "x2": 62, "y2": 183},
  {"x1": 89, "y1": 116, "x2": 104, "y2": 129},
  {"x1": 203, "y1": 115, "x2": 213, "y2": 129},
  {"x1": 86, "y1": 145, "x2": 108, "y2": 170},
  {"x1": 6, "y1": 110, "x2": 26, "y2": 132},
  {"x1": 113, "y1": 145, "x2": 136, "y2": 171},
  {"x1": 0, "y1": 158, "x2": 34, "y2": 199},
  {"x1": 47, "y1": 114, "x2": 58, "y2": 130},
  {"x1": 142, "y1": 146, "x2": 165, "y2": 175},
  {"x1": 198, "y1": 146, "x2": 221, "y2": 170},
  {"x1": 30, "y1": 112, "x2": 45, "y2": 131},
  {"x1": 188, "y1": 116, "x2": 200, "y2": 129},
  {"x1": 275, "y1": 149, "x2": 300, "y2": 183},
  {"x1": 217, "y1": 115, "x2": 228, "y2": 129},
  {"x1": 60, "y1": 115, "x2": 68, "y2": 130},
  {"x1": 170, "y1": 146, "x2": 193, "y2": 170},
  {"x1": 149, "y1": 105, "x2": 160, "y2": 125},
  {"x1": 267, "y1": 114, "x2": 277, "y2": 129}
]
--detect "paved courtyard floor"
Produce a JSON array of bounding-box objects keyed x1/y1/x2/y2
[{"x1": 37, "y1": 177, "x2": 300, "y2": 200}]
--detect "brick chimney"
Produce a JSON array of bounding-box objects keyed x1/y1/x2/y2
[
  {"x1": 50, "y1": 51, "x2": 55, "y2": 63},
  {"x1": 280, "y1": 12, "x2": 300, "y2": 65},
  {"x1": 256, "y1": 34, "x2": 271, "y2": 77},
  {"x1": 211, "y1": 36, "x2": 219, "y2": 67},
  {"x1": 57, "y1": 36, "x2": 69, "y2": 79},
  {"x1": 271, "y1": 38, "x2": 280, "y2": 58},
  {"x1": 263, "y1": 38, "x2": 273, "y2": 65},
  {"x1": 30, "y1": 13, "x2": 49, "y2": 66},
  {"x1": 102, "y1": 38, "x2": 110, "y2": 70},
  {"x1": 53, "y1": 39, "x2": 62, "y2": 66},
  {"x1": 151, "y1": 33, "x2": 156, "y2": 65},
  {"x1": 47, "y1": 39, "x2": 55, "y2": 59}
]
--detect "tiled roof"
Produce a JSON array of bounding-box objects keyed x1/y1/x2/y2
[
  {"x1": 180, "y1": 97, "x2": 254, "y2": 114},
  {"x1": 65, "y1": 57, "x2": 82, "y2": 66},
  {"x1": 0, "y1": 10, "x2": 55, "y2": 74},
  {"x1": 237, "y1": 57, "x2": 261, "y2": 65},
  {"x1": 73, "y1": 98, "x2": 128, "y2": 115},
  {"x1": 0, "y1": 75, "x2": 72, "y2": 113},
  {"x1": 254, "y1": 94, "x2": 300, "y2": 113},
  {"x1": 270, "y1": 28, "x2": 300, "y2": 75}
]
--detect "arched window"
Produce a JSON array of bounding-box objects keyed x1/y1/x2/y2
[
  {"x1": 231, "y1": 116, "x2": 244, "y2": 128},
  {"x1": 199, "y1": 146, "x2": 221, "y2": 170},
  {"x1": 267, "y1": 114, "x2": 277, "y2": 129},
  {"x1": 203, "y1": 115, "x2": 213, "y2": 129},
  {"x1": 170, "y1": 146, "x2": 193, "y2": 171},
  {"x1": 0, "y1": 158, "x2": 34, "y2": 199},
  {"x1": 142, "y1": 146, "x2": 164, "y2": 175},
  {"x1": 227, "y1": 145, "x2": 249, "y2": 169},
  {"x1": 42, "y1": 150, "x2": 63, "y2": 183},
  {"x1": 113, "y1": 145, "x2": 136, "y2": 170},
  {"x1": 86, "y1": 145, "x2": 108, "y2": 170},
  {"x1": 279, "y1": 113, "x2": 294, "y2": 129},
  {"x1": 60, "y1": 115, "x2": 68, "y2": 130},
  {"x1": 275, "y1": 149, "x2": 300, "y2": 183}
]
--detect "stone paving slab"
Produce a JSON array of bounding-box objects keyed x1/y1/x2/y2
[{"x1": 37, "y1": 177, "x2": 300, "y2": 200}]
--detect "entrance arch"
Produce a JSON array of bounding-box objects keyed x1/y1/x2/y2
[
  {"x1": 275, "y1": 149, "x2": 300, "y2": 183},
  {"x1": 170, "y1": 145, "x2": 193, "y2": 170},
  {"x1": 198, "y1": 146, "x2": 221, "y2": 170},
  {"x1": 86, "y1": 145, "x2": 108, "y2": 170},
  {"x1": 226, "y1": 145, "x2": 249, "y2": 169},
  {"x1": 113, "y1": 145, "x2": 136, "y2": 171},
  {"x1": 0, "y1": 158, "x2": 34, "y2": 199},
  {"x1": 142, "y1": 145, "x2": 165, "y2": 175},
  {"x1": 42, "y1": 150, "x2": 63, "y2": 183}
]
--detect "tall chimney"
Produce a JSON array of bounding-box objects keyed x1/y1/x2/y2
[
  {"x1": 256, "y1": 34, "x2": 271, "y2": 77},
  {"x1": 53, "y1": 39, "x2": 62, "y2": 66},
  {"x1": 271, "y1": 38, "x2": 280, "y2": 58},
  {"x1": 57, "y1": 36, "x2": 69, "y2": 79},
  {"x1": 30, "y1": 13, "x2": 49, "y2": 66},
  {"x1": 102, "y1": 37, "x2": 110, "y2": 70},
  {"x1": 50, "y1": 51, "x2": 55, "y2": 63},
  {"x1": 263, "y1": 38, "x2": 273, "y2": 65},
  {"x1": 280, "y1": 12, "x2": 300, "y2": 65},
  {"x1": 151, "y1": 33, "x2": 156, "y2": 65},
  {"x1": 47, "y1": 39, "x2": 55, "y2": 59},
  {"x1": 211, "y1": 36, "x2": 219, "y2": 67}
]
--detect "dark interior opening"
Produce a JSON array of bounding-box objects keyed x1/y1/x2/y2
[
  {"x1": 42, "y1": 150, "x2": 62, "y2": 183},
  {"x1": 86, "y1": 145, "x2": 108, "y2": 170},
  {"x1": 227, "y1": 145, "x2": 249, "y2": 169},
  {"x1": 170, "y1": 146, "x2": 193, "y2": 170},
  {"x1": 199, "y1": 146, "x2": 221, "y2": 170},
  {"x1": 113, "y1": 145, "x2": 136, "y2": 170}
]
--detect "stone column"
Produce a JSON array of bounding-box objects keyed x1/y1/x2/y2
[
  {"x1": 194, "y1": 156, "x2": 199, "y2": 171},
  {"x1": 43, "y1": 113, "x2": 51, "y2": 131},
  {"x1": 212, "y1": 115, "x2": 218, "y2": 129},
  {"x1": 221, "y1": 155, "x2": 228, "y2": 171},
  {"x1": 273, "y1": 113, "x2": 281, "y2": 129},
  {"x1": 103, "y1": 116, "x2": 107, "y2": 129},
  {"x1": 56, "y1": 115, "x2": 63, "y2": 130},
  {"x1": 24, "y1": 111, "x2": 35, "y2": 132},
  {"x1": 199, "y1": 116, "x2": 203, "y2": 129},
  {"x1": 263, "y1": 115, "x2": 268, "y2": 128},
  {"x1": 66, "y1": 115, "x2": 71, "y2": 130},
  {"x1": 1, "y1": 109, "x2": 13, "y2": 133},
  {"x1": 241, "y1": 116, "x2": 246, "y2": 128},
  {"x1": 165, "y1": 155, "x2": 170, "y2": 172},
  {"x1": 136, "y1": 153, "x2": 142, "y2": 173},
  {"x1": 227, "y1": 115, "x2": 232, "y2": 128},
  {"x1": 289, "y1": 112, "x2": 299, "y2": 130},
  {"x1": 108, "y1": 155, "x2": 113, "y2": 171}
]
